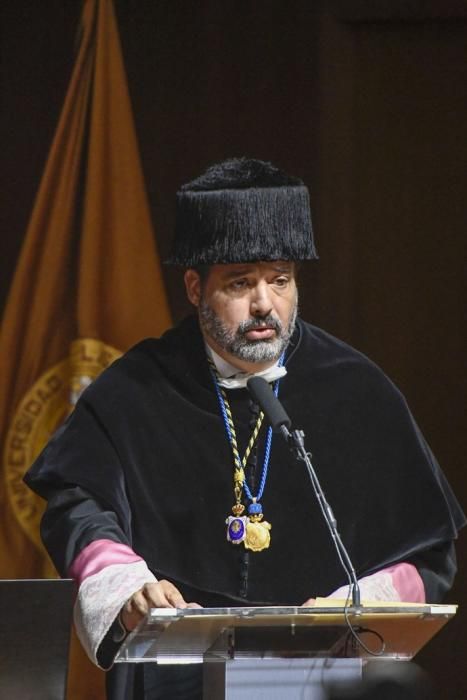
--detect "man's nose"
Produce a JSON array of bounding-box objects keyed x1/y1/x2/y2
[{"x1": 250, "y1": 283, "x2": 273, "y2": 317}]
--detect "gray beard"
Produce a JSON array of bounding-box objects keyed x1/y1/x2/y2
[{"x1": 199, "y1": 298, "x2": 298, "y2": 365}]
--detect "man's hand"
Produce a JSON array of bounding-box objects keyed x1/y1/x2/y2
[
  {"x1": 301, "y1": 598, "x2": 316, "y2": 607},
  {"x1": 121, "y1": 580, "x2": 201, "y2": 631}
]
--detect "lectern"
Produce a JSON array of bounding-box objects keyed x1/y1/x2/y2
[{"x1": 114, "y1": 603, "x2": 456, "y2": 699}]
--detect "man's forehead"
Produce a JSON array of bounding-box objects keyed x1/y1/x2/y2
[{"x1": 211, "y1": 261, "x2": 295, "y2": 279}]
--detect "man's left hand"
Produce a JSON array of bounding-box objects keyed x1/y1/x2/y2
[{"x1": 301, "y1": 598, "x2": 316, "y2": 606}]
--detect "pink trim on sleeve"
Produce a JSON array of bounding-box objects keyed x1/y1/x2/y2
[
  {"x1": 68, "y1": 539, "x2": 143, "y2": 586},
  {"x1": 385, "y1": 562, "x2": 426, "y2": 603}
]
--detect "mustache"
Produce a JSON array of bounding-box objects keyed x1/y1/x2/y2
[{"x1": 237, "y1": 315, "x2": 282, "y2": 335}]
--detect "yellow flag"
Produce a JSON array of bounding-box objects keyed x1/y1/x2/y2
[{"x1": 0, "y1": 1, "x2": 171, "y2": 697}]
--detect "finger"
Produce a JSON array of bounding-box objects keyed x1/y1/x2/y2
[
  {"x1": 165, "y1": 589, "x2": 188, "y2": 609},
  {"x1": 121, "y1": 590, "x2": 150, "y2": 632},
  {"x1": 138, "y1": 582, "x2": 171, "y2": 608},
  {"x1": 156, "y1": 580, "x2": 188, "y2": 609},
  {"x1": 186, "y1": 602, "x2": 203, "y2": 609},
  {"x1": 126, "y1": 590, "x2": 150, "y2": 616},
  {"x1": 141, "y1": 581, "x2": 186, "y2": 609},
  {"x1": 301, "y1": 598, "x2": 316, "y2": 607}
]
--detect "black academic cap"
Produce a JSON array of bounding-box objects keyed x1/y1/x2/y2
[{"x1": 166, "y1": 157, "x2": 318, "y2": 266}]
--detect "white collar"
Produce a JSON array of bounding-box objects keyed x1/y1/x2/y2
[{"x1": 205, "y1": 344, "x2": 287, "y2": 389}]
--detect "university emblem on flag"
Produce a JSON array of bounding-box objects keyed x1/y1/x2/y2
[{"x1": 3, "y1": 338, "x2": 121, "y2": 549}]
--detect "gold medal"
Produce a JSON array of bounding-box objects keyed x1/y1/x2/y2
[{"x1": 244, "y1": 519, "x2": 271, "y2": 551}]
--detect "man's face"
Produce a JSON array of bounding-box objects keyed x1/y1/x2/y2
[{"x1": 184, "y1": 261, "x2": 298, "y2": 371}]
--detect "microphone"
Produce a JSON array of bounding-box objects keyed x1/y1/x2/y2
[
  {"x1": 246, "y1": 376, "x2": 361, "y2": 609},
  {"x1": 247, "y1": 376, "x2": 291, "y2": 438}
]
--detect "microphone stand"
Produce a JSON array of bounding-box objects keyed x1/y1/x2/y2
[
  {"x1": 278, "y1": 424, "x2": 361, "y2": 609},
  {"x1": 246, "y1": 376, "x2": 362, "y2": 611}
]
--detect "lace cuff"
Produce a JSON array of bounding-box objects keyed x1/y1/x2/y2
[{"x1": 73, "y1": 559, "x2": 157, "y2": 666}]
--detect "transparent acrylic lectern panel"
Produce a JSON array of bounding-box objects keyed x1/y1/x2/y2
[{"x1": 114, "y1": 604, "x2": 457, "y2": 665}]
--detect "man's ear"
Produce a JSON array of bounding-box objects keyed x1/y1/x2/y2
[{"x1": 184, "y1": 269, "x2": 201, "y2": 307}]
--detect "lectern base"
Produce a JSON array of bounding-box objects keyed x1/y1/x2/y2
[{"x1": 203, "y1": 658, "x2": 363, "y2": 700}]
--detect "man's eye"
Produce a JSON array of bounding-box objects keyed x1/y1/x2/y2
[
  {"x1": 230, "y1": 279, "x2": 248, "y2": 290},
  {"x1": 274, "y1": 277, "x2": 289, "y2": 287}
]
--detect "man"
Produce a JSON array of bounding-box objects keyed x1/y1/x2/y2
[{"x1": 25, "y1": 158, "x2": 465, "y2": 698}]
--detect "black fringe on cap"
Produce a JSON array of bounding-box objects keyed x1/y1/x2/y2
[{"x1": 166, "y1": 158, "x2": 318, "y2": 266}]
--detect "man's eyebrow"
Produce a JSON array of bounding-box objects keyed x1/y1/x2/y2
[
  {"x1": 272, "y1": 264, "x2": 293, "y2": 272},
  {"x1": 220, "y1": 263, "x2": 294, "y2": 280},
  {"x1": 266, "y1": 264, "x2": 294, "y2": 276},
  {"x1": 221, "y1": 267, "x2": 254, "y2": 280}
]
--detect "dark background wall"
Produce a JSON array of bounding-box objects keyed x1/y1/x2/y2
[{"x1": 1, "y1": 1, "x2": 466, "y2": 696}]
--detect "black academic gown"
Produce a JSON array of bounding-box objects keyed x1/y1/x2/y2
[{"x1": 25, "y1": 316, "x2": 465, "y2": 698}]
